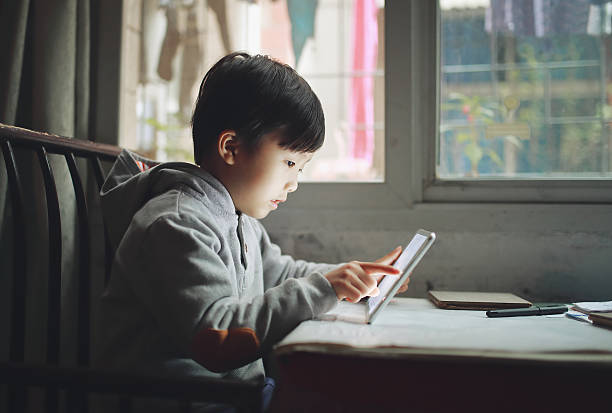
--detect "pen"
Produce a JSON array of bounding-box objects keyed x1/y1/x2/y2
[{"x1": 486, "y1": 305, "x2": 568, "y2": 318}]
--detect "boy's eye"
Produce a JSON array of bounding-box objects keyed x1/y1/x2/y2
[{"x1": 286, "y1": 160, "x2": 296, "y2": 168}]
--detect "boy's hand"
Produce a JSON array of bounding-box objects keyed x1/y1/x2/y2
[
  {"x1": 325, "y1": 261, "x2": 400, "y2": 303},
  {"x1": 374, "y1": 246, "x2": 411, "y2": 293}
]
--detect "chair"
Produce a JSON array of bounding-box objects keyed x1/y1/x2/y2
[{"x1": 0, "y1": 123, "x2": 263, "y2": 412}]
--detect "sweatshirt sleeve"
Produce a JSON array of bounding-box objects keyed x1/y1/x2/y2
[
  {"x1": 132, "y1": 215, "x2": 338, "y2": 373},
  {"x1": 251, "y1": 219, "x2": 339, "y2": 290}
]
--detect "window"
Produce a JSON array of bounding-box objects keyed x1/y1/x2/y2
[
  {"x1": 439, "y1": 0, "x2": 612, "y2": 179},
  {"x1": 419, "y1": 1, "x2": 612, "y2": 203},
  {"x1": 119, "y1": 0, "x2": 385, "y2": 183},
  {"x1": 121, "y1": 1, "x2": 611, "y2": 208}
]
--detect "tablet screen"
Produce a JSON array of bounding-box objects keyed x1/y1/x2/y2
[{"x1": 367, "y1": 231, "x2": 431, "y2": 315}]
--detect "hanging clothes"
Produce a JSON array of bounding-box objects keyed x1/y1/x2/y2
[
  {"x1": 157, "y1": 0, "x2": 230, "y2": 83},
  {"x1": 156, "y1": 0, "x2": 231, "y2": 117},
  {"x1": 286, "y1": 0, "x2": 318, "y2": 66},
  {"x1": 485, "y1": 0, "x2": 536, "y2": 36},
  {"x1": 157, "y1": 3, "x2": 181, "y2": 81},
  {"x1": 485, "y1": 0, "x2": 592, "y2": 37},
  {"x1": 208, "y1": 0, "x2": 232, "y2": 53},
  {"x1": 587, "y1": 1, "x2": 612, "y2": 35},
  {"x1": 349, "y1": 0, "x2": 378, "y2": 164},
  {"x1": 180, "y1": 5, "x2": 204, "y2": 119}
]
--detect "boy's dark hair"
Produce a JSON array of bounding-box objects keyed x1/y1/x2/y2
[{"x1": 191, "y1": 52, "x2": 325, "y2": 165}]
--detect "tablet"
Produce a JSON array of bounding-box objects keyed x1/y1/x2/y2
[{"x1": 367, "y1": 229, "x2": 436, "y2": 324}]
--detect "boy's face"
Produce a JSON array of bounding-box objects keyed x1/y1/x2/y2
[{"x1": 226, "y1": 132, "x2": 313, "y2": 219}]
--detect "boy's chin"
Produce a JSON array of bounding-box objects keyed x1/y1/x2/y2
[
  {"x1": 255, "y1": 210, "x2": 272, "y2": 219},
  {"x1": 243, "y1": 208, "x2": 271, "y2": 219}
]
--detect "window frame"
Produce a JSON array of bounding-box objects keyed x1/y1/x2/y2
[
  {"x1": 120, "y1": 1, "x2": 612, "y2": 211},
  {"x1": 279, "y1": 0, "x2": 417, "y2": 210},
  {"x1": 288, "y1": 0, "x2": 612, "y2": 210}
]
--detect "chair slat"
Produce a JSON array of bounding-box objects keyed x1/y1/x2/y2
[
  {"x1": 1, "y1": 140, "x2": 27, "y2": 362},
  {"x1": 2, "y1": 139, "x2": 29, "y2": 413},
  {"x1": 36, "y1": 147, "x2": 62, "y2": 365},
  {"x1": 65, "y1": 153, "x2": 91, "y2": 367},
  {"x1": 90, "y1": 155, "x2": 105, "y2": 190},
  {"x1": 37, "y1": 147, "x2": 62, "y2": 413},
  {"x1": 90, "y1": 155, "x2": 113, "y2": 284}
]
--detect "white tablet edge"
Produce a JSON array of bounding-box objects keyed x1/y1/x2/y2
[{"x1": 366, "y1": 229, "x2": 436, "y2": 324}]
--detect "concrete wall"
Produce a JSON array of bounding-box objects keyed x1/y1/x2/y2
[{"x1": 263, "y1": 203, "x2": 612, "y2": 303}]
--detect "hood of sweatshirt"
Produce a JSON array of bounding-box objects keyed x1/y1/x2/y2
[{"x1": 100, "y1": 149, "x2": 237, "y2": 252}]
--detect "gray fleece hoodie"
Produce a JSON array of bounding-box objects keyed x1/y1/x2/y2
[{"x1": 94, "y1": 150, "x2": 338, "y2": 383}]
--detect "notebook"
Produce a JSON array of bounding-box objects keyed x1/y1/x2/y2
[
  {"x1": 589, "y1": 312, "x2": 612, "y2": 328},
  {"x1": 317, "y1": 229, "x2": 436, "y2": 324},
  {"x1": 428, "y1": 290, "x2": 532, "y2": 310}
]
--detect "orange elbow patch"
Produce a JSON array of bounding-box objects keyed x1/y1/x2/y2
[{"x1": 191, "y1": 327, "x2": 261, "y2": 372}]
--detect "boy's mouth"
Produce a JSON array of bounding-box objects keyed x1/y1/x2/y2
[{"x1": 270, "y1": 199, "x2": 285, "y2": 209}]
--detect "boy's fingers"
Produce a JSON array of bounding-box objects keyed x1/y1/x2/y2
[
  {"x1": 375, "y1": 246, "x2": 402, "y2": 265},
  {"x1": 348, "y1": 269, "x2": 375, "y2": 295},
  {"x1": 358, "y1": 262, "x2": 401, "y2": 276},
  {"x1": 338, "y1": 268, "x2": 372, "y2": 300},
  {"x1": 342, "y1": 284, "x2": 362, "y2": 302}
]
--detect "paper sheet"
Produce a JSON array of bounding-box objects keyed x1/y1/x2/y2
[
  {"x1": 278, "y1": 298, "x2": 612, "y2": 355},
  {"x1": 572, "y1": 300, "x2": 612, "y2": 313}
]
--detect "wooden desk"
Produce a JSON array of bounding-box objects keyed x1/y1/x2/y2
[{"x1": 271, "y1": 298, "x2": 612, "y2": 412}]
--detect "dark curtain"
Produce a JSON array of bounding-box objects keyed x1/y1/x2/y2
[
  {"x1": 1, "y1": 0, "x2": 92, "y2": 134},
  {"x1": 0, "y1": 1, "x2": 122, "y2": 409}
]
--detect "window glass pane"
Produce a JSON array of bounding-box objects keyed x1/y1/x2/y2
[
  {"x1": 439, "y1": 0, "x2": 612, "y2": 178},
  {"x1": 120, "y1": 0, "x2": 385, "y2": 182}
]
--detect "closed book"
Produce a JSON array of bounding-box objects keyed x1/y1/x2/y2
[
  {"x1": 589, "y1": 312, "x2": 612, "y2": 328},
  {"x1": 428, "y1": 290, "x2": 532, "y2": 310}
]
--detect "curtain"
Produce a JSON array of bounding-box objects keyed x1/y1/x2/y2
[
  {"x1": 0, "y1": 4, "x2": 119, "y2": 409},
  {"x1": 0, "y1": 0, "x2": 92, "y2": 134}
]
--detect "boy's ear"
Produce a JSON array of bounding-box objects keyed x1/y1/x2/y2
[{"x1": 217, "y1": 130, "x2": 239, "y2": 165}]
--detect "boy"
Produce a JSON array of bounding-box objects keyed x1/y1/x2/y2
[{"x1": 95, "y1": 52, "x2": 404, "y2": 410}]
